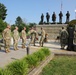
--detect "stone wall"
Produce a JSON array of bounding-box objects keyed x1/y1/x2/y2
[{"x1": 36, "y1": 24, "x2": 67, "y2": 40}]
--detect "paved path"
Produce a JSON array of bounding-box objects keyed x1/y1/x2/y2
[{"x1": 0, "y1": 40, "x2": 76, "y2": 68}]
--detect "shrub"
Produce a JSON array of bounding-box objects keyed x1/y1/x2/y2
[
  {"x1": 0, "y1": 47, "x2": 50, "y2": 75},
  {"x1": 0, "y1": 68, "x2": 11, "y2": 75},
  {"x1": 34, "y1": 50, "x2": 45, "y2": 62},
  {"x1": 6, "y1": 60, "x2": 28, "y2": 75},
  {"x1": 25, "y1": 47, "x2": 50, "y2": 68},
  {"x1": 40, "y1": 47, "x2": 50, "y2": 56},
  {"x1": 25, "y1": 54, "x2": 39, "y2": 68}
]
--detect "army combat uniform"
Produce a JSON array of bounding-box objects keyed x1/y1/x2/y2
[
  {"x1": 21, "y1": 29, "x2": 26, "y2": 48},
  {"x1": 60, "y1": 28, "x2": 68, "y2": 49},
  {"x1": 2, "y1": 26, "x2": 11, "y2": 53},
  {"x1": 39, "y1": 28, "x2": 45, "y2": 47},
  {"x1": 13, "y1": 29, "x2": 19, "y2": 50},
  {"x1": 29, "y1": 29, "x2": 37, "y2": 46}
]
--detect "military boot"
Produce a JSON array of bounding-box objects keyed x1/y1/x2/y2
[
  {"x1": 16, "y1": 48, "x2": 19, "y2": 50},
  {"x1": 5, "y1": 49, "x2": 8, "y2": 53},
  {"x1": 22, "y1": 45, "x2": 24, "y2": 48},
  {"x1": 7, "y1": 49, "x2": 10, "y2": 52},
  {"x1": 23, "y1": 45, "x2": 26, "y2": 48}
]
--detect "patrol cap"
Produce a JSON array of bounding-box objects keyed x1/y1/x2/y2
[
  {"x1": 7, "y1": 25, "x2": 11, "y2": 28},
  {"x1": 15, "y1": 26, "x2": 18, "y2": 29}
]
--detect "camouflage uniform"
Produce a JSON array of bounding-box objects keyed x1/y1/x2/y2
[
  {"x1": 60, "y1": 28, "x2": 68, "y2": 49},
  {"x1": 21, "y1": 28, "x2": 26, "y2": 48},
  {"x1": 74, "y1": 31, "x2": 76, "y2": 44},
  {"x1": 39, "y1": 28, "x2": 45, "y2": 47},
  {"x1": 2, "y1": 25, "x2": 11, "y2": 53},
  {"x1": 13, "y1": 27, "x2": 19, "y2": 50},
  {"x1": 73, "y1": 30, "x2": 76, "y2": 50},
  {"x1": 29, "y1": 29, "x2": 37, "y2": 46}
]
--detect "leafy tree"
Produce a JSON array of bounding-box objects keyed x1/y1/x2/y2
[
  {"x1": 15, "y1": 16, "x2": 29, "y2": 32},
  {"x1": 29, "y1": 23, "x2": 36, "y2": 28},
  {"x1": 66, "y1": 19, "x2": 76, "y2": 31},
  {"x1": 0, "y1": 3, "x2": 7, "y2": 20},
  {"x1": 15, "y1": 16, "x2": 23, "y2": 26},
  {"x1": 11, "y1": 24, "x2": 16, "y2": 32},
  {"x1": 0, "y1": 19, "x2": 7, "y2": 32}
]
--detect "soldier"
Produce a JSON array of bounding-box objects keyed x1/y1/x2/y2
[
  {"x1": 13, "y1": 26, "x2": 19, "y2": 50},
  {"x1": 60, "y1": 27, "x2": 68, "y2": 49},
  {"x1": 39, "y1": 27, "x2": 45, "y2": 47},
  {"x1": 28, "y1": 27, "x2": 37, "y2": 46},
  {"x1": 2, "y1": 25, "x2": 11, "y2": 53},
  {"x1": 21, "y1": 27, "x2": 26, "y2": 48},
  {"x1": 41, "y1": 13, "x2": 44, "y2": 24},
  {"x1": 66, "y1": 11, "x2": 70, "y2": 23},
  {"x1": 52, "y1": 12, "x2": 56, "y2": 23},
  {"x1": 59, "y1": 11, "x2": 63, "y2": 23},
  {"x1": 46, "y1": 12, "x2": 50, "y2": 23},
  {"x1": 73, "y1": 30, "x2": 76, "y2": 50}
]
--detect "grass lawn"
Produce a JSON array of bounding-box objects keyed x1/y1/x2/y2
[{"x1": 40, "y1": 56, "x2": 76, "y2": 75}]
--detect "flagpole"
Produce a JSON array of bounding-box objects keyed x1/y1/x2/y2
[{"x1": 61, "y1": 1, "x2": 62, "y2": 11}]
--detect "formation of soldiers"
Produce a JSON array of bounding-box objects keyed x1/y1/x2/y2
[
  {"x1": 1, "y1": 24, "x2": 76, "y2": 53},
  {"x1": 0, "y1": 25, "x2": 46, "y2": 53}
]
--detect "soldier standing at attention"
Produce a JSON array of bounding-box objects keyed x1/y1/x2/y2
[
  {"x1": 21, "y1": 27, "x2": 26, "y2": 48},
  {"x1": 13, "y1": 26, "x2": 19, "y2": 50},
  {"x1": 39, "y1": 27, "x2": 45, "y2": 47},
  {"x1": 2, "y1": 25, "x2": 11, "y2": 53}
]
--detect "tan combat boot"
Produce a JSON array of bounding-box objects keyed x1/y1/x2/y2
[
  {"x1": 5, "y1": 49, "x2": 8, "y2": 53},
  {"x1": 23, "y1": 45, "x2": 26, "y2": 48},
  {"x1": 16, "y1": 48, "x2": 19, "y2": 50},
  {"x1": 22, "y1": 45, "x2": 24, "y2": 48},
  {"x1": 7, "y1": 49, "x2": 10, "y2": 52}
]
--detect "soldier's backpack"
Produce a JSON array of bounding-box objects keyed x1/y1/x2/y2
[{"x1": 61, "y1": 31, "x2": 68, "y2": 39}]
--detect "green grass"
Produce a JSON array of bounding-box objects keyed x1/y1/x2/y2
[{"x1": 41, "y1": 56, "x2": 76, "y2": 75}]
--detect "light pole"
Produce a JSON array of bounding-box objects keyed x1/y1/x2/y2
[{"x1": 75, "y1": 9, "x2": 76, "y2": 19}]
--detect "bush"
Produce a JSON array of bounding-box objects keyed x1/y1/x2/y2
[
  {"x1": 34, "y1": 50, "x2": 45, "y2": 62},
  {"x1": 0, "y1": 47, "x2": 50, "y2": 75},
  {"x1": 6, "y1": 60, "x2": 28, "y2": 75},
  {"x1": 40, "y1": 47, "x2": 50, "y2": 56},
  {"x1": 25, "y1": 47, "x2": 50, "y2": 68},
  {"x1": 25, "y1": 54, "x2": 39, "y2": 68},
  {"x1": 0, "y1": 68, "x2": 11, "y2": 75}
]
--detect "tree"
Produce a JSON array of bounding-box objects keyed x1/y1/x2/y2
[
  {"x1": 0, "y1": 3, "x2": 7, "y2": 20},
  {"x1": 0, "y1": 19, "x2": 7, "y2": 32},
  {"x1": 15, "y1": 16, "x2": 29, "y2": 32},
  {"x1": 15, "y1": 16, "x2": 23, "y2": 26}
]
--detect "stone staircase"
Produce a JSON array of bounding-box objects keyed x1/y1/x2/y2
[{"x1": 36, "y1": 24, "x2": 67, "y2": 40}]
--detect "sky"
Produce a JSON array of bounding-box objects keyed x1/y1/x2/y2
[{"x1": 0, "y1": 0, "x2": 76, "y2": 25}]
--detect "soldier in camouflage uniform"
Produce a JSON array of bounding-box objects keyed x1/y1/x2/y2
[
  {"x1": 21, "y1": 27, "x2": 26, "y2": 48},
  {"x1": 2, "y1": 25, "x2": 11, "y2": 53},
  {"x1": 28, "y1": 27, "x2": 38, "y2": 46},
  {"x1": 60, "y1": 27, "x2": 68, "y2": 49},
  {"x1": 13, "y1": 26, "x2": 19, "y2": 50},
  {"x1": 39, "y1": 27, "x2": 45, "y2": 47},
  {"x1": 73, "y1": 30, "x2": 76, "y2": 50}
]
